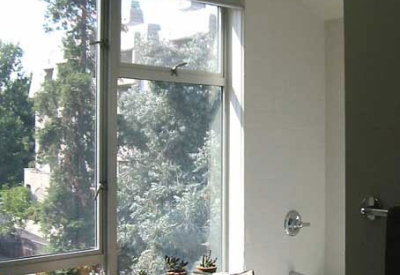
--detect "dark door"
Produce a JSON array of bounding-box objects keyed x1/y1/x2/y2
[{"x1": 345, "y1": 1, "x2": 400, "y2": 274}]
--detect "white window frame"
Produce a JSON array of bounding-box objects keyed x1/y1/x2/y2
[
  {"x1": 107, "y1": 2, "x2": 231, "y2": 274},
  {"x1": 0, "y1": 0, "x2": 109, "y2": 273},
  {"x1": 0, "y1": 1, "x2": 244, "y2": 274}
]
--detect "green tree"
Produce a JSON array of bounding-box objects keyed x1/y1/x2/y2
[
  {"x1": 117, "y1": 81, "x2": 222, "y2": 275},
  {"x1": 34, "y1": 1, "x2": 222, "y2": 274},
  {"x1": 117, "y1": 30, "x2": 222, "y2": 274},
  {"x1": 0, "y1": 186, "x2": 33, "y2": 235},
  {"x1": 35, "y1": 0, "x2": 97, "y2": 253},
  {"x1": 0, "y1": 41, "x2": 34, "y2": 187}
]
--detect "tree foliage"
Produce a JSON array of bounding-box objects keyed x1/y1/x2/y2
[
  {"x1": 0, "y1": 186, "x2": 33, "y2": 235},
  {"x1": 0, "y1": 41, "x2": 34, "y2": 187},
  {"x1": 117, "y1": 30, "x2": 222, "y2": 274},
  {"x1": 34, "y1": 1, "x2": 222, "y2": 274},
  {"x1": 35, "y1": 0, "x2": 97, "y2": 253}
]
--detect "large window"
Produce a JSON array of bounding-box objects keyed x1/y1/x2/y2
[
  {"x1": 0, "y1": 0, "x2": 99, "y2": 263},
  {"x1": 116, "y1": 2, "x2": 225, "y2": 274},
  {"x1": 0, "y1": 0, "x2": 243, "y2": 274}
]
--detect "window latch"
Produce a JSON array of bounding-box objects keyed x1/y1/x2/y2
[
  {"x1": 90, "y1": 39, "x2": 109, "y2": 49},
  {"x1": 170, "y1": 62, "x2": 187, "y2": 76},
  {"x1": 94, "y1": 181, "x2": 106, "y2": 201}
]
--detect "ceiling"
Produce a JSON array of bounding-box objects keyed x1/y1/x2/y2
[{"x1": 300, "y1": 0, "x2": 343, "y2": 20}]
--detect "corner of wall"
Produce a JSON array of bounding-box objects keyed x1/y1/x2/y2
[{"x1": 324, "y1": 17, "x2": 345, "y2": 275}]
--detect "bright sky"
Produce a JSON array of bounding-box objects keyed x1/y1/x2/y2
[
  {"x1": 0, "y1": 0, "x2": 215, "y2": 72},
  {"x1": 0, "y1": 0, "x2": 53, "y2": 73}
]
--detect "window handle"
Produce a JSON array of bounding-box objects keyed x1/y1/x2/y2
[
  {"x1": 90, "y1": 39, "x2": 109, "y2": 49},
  {"x1": 94, "y1": 181, "x2": 106, "y2": 201},
  {"x1": 171, "y1": 62, "x2": 187, "y2": 76}
]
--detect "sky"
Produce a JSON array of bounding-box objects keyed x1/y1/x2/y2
[
  {"x1": 0, "y1": 0, "x2": 216, "y2": 73},
  {"x1": 0, "y1": 0, "x2": 52, "y2": 73}
]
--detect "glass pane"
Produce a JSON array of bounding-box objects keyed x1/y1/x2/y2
[
  {"x1": 117, "y1": 79, "x2": 223, "y2": 275},
  {"x1": 120, "y1": 0, "x2": 221, "y2": 73},
  {"x1": 0, "y1": 0, "x2": 98, "y2": 260}
]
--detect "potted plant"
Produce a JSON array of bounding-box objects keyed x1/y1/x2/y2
[
  {"x1": 197, "y1": 250, "x2": 217, "y2": 273},
  {"x1": 165, "y1": 255, "x2": 189, "y2": 275}
]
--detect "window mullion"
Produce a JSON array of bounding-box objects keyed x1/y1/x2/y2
[
  {"x1": 221, "y1": 7, "x2": 229, "y2": 272},
  {"x1": 119, "y1": 64, "x2": 226, "y2": 87},
  {"x1": 97, "y1": 0, "x2": 108, "y2": 258},
  {"x1": 104, "y1": 0, "x2": 120, "y2": 274}
]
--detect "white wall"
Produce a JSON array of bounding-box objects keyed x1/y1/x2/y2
[
  {"x1": 324, "y1": 18, "x2": 345, "y2": 275},
  {"x1": 243, "y1": 0, "x2": 327, "y2": 274}
]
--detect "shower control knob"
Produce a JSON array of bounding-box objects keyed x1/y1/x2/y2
[
  {"x1": 294, "y1": 220, "x2": 310, "y2": 229},
  {"x1": 284, "y1": 210, "x2": 311, "y2": 236}
]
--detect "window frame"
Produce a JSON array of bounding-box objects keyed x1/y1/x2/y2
[
  {"x1": 0, "y1": 1, "x2": 244, "y2": 274},
  {"x1": 0, "y1": 0, "x2": 108, "y2": 273},
  {"x1": 107, "y1": 2, "x2": 229, "y2": 274}
]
